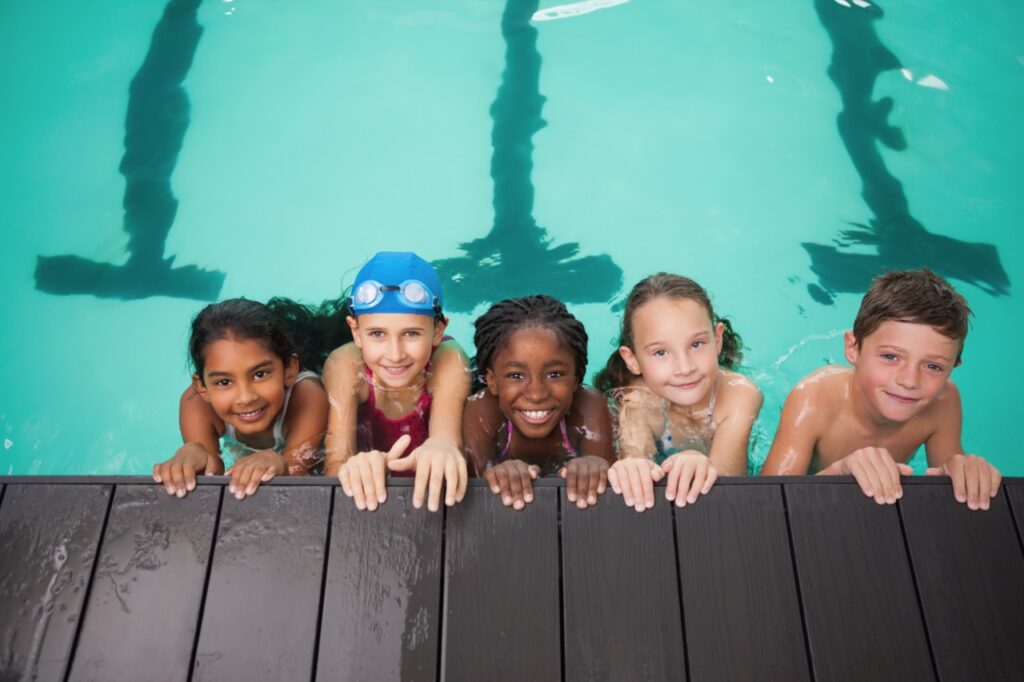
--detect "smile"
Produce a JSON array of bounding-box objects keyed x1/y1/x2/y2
[
  {"x1": 671, "y1": 379, "x2": 702, "y2": 390},
  {"x1": 234, "y1": 406, "x2": 267, "y2": 423},
  {"x1": 883, "y1": 391, "x2": 919, "y2": 405},
  {"x1": 380, "y1": 365, "x2": 411, "y2": 376},
  {"x1": 517, "y1": 409, "x2": 554, "y2": 424}
]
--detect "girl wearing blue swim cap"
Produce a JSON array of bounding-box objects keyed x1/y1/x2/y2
[{"x1": 322, "y1": 251, "x2": 471, "y2": 512}]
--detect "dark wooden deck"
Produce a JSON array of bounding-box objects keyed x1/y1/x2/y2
[{"x1": 1, "y1": 476, "x2": 1022, "y2": 681}]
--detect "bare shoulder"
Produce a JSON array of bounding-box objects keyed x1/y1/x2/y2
[
  {"x1": 322, "y1": 342, "x2": 368, "y2": 402},
  {"x1": 290, "y1": 375, "x2": 327, "y2": 402},
  {"x1": 790, "y1": 365, "x2": 847, "y2": 405},
  {"x1": 924, "y1": 377, "x2": 963, "y2": 421},
  {"x1": 463, "y1": 389, "x2": 504, "y2": 431},
  {"x1": 573, "y1": 386, "x2": 610, "y2": 414},
  {"x1": 716, "y1": 370, "x2": 763, "y2": 412}
]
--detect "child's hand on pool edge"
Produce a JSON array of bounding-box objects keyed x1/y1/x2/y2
[
  {"x1": 559, "y1": 456, "x2": 608, "y2": 509},
  {"x1": 483, "y1": 460, "x2": 540, "y2": 511},
  {"x1": 388, "y1": 436, "x2": 468, "y2": 512},
  {"x1": 926, "y1": 453, "x2": 1001, "y2": 510},
  {"x1": 153, "y1": 443, "x2": 216, "y2": 498},
  {"x1": 661, "y1": 452, "x2": 718, "y2": 507},
  {"x1": 339, "y1": 435, "x2": 411, "y2": 511},
  {"x1": 608, "y1": 457, "x2": 664, "y2": 513},
  {"x1": 225, "y1": 450, "x2": 286, "y2": 500}
]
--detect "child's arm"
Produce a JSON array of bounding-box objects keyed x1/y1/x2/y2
[
  {"x1": 387, "y1": 339, "x2": 471, "y2": 511},
  {"x1": 322, "y1": 343, "x2": 364, "y2": 477},
  {"x1": 561, "y1": 387, "x2": 614, "y2": 510},
  {"x1": 705, "y1": 374, "x2": 762, "y2": 477},
  {"x1": 923, "y1": 381, "x2": 1001, "y2": 510},
  {"x1": 152, "y1": 386, "x2": 225, "y2": 497},
  {"x1": 224, "y1": 378, "x2": 329, "y2": 500},
  {"x1": 760, "y1": 382, "x2": 819, "y2": 476},
  {"x1": 464, "y1": 390, "x2": 539, "y2": 512},
  {"x1": 763, "y1": 376, "x2": 910, "y2": 505},
  {"x1": 607, "y1": 388, "x2": 666, "y2": 513},
  {"x1": 323, "y1": 343, "x2": 396, "y2": 512}
]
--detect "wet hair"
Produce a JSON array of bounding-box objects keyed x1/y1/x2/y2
[
  {"x1": 472, "y1": 295, "x2": 588, "y2": 388},
  {"x1": 853, "y1": 268, "x2": 972, "y2": 363},
  {"x1": 188, "y1": 297, "x2": 352, "y2": 379},
  {"x1": 594, "y1": 273, "x2": 743, "y2": 394}
]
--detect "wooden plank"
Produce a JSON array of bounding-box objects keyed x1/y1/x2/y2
[
  {"x1": 0, "y1": 484, "x2": 111, "y2": 681},
  {"x1": 441, "y1": 486, "x2": 560, "y2": 682},
  {"x1": 785, "y1": 483, "x2": 935, "y2": 682},
  {"x1": 676, "y1": 485, "x2": 811, "y2": 682},
  {"x1": 900, "y1": 484, "x2": 1024, "y2": 680},
  {"x1": 193, "y1": 486, "x2": 330, "y2": 681},
  {"x1": 1007, "y1": 483, "x2": 1024, "y2": 553},
  {"x1": 316, "y1": 487, "x2": 443, "y2": 682},
  {"x1": 68, "y1": 485, "x2": 220, "y2": 682},
  {"x1": 562, "y1": 493, "x2": 685, "y2": 682}
]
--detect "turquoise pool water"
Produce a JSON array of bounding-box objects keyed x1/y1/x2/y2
[{"x1": 2, "y1": 0, "x2": 1021, "y2": 475}]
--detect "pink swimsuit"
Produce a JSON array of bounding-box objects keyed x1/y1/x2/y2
[{"x1": 356, "y1": 368, "x2": 431, "y2": 477}]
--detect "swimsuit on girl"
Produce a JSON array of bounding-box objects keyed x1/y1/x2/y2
[
  {"x1": 652, "y1": 381, "x2": 717, "y2": 464},
  {"x1": 356, "y1": 368, "x2": 432, "y2": 477},
  {"x1": 495, "y1": 417, "x2": 578, "y2": 475},
  {"x1": 221, "y1": 371, "x2": 321, "y2": 466}
]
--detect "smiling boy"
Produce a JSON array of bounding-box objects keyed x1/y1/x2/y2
[{"x1": 761, "y1": 269, "x2": 1002, "y2": 509}]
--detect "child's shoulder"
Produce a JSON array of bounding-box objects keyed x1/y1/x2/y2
[
  {"x1": 715, "y1": 369, "x2": 764, "y2": 416},
  {"x1": 574, "y1": 385, "x2": 611, "y2": 411},
  {"x1": 780, "y1": 365, "x2": 849, "y2": 421},
  {"x1": 791, "y1": 365, "x2": 849, "y2": 397}
]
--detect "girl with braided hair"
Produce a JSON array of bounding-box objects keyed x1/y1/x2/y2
[
  {"x1": 594, "y1": 273, "x2": 763, "y2": 513},
  {"x1": 465, "y1": 295, "x2": 614, "y2": 511}
]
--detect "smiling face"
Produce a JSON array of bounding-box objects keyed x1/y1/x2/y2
[
  {"x1": 845, "y1": 320, "x2": 958, "y2": 423},
  {"x1": 485, "y1": 326, "x2": 578, "y2": 441},
  {"x1": 347, "y1": 312, "x2": 445, "y2": 389},
  {"x1": 618, "y1": 296, "x2": 724, "y2": 409},
  {"x1": 195, "y1": 335, "x2": 298, "y2": 438}
]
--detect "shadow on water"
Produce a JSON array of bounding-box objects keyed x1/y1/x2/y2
[
  {"x1": 803, "y1": 0, "x2": 1009, "y2": 305},
  {"x1": 34, "y1": 0, "x2": 225, "y2": 301},
  {"x1": 433, "y1": 0, "x2": 623, "y2": 313}
]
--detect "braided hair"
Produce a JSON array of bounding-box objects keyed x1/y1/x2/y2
[
  {"x1": 472, "y1": 295, "x2": 589, "y2": 389},
  {"x1": 594, "y1": 273, "x2": 743, "y2": 394}
]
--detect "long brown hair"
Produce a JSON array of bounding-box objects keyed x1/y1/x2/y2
[{"x1": 594, "y1": 273, "x2": 743, "y2": 393}]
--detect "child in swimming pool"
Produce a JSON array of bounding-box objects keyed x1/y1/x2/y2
[
  {"x1": 322, "y1": 251, "x2": 471, "y2": 512},
  {"x1": 595, "y1": 273, "x2": 763, "y2": 512},
  {"x1": 153, "y1": 298, "x2": 331, "y2": 499},
  {"x1": 761, "y1": 269, "x2": 1002, "y2": 509},
  {"x1": 464, "y1": 295, "x2": 614, "y2": 510}
]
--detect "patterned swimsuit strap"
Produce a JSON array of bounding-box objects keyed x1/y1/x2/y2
[{"x1": 499, "y1": 417, "x2": 576, "y2": 459}]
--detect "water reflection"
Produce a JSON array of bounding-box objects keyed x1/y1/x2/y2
[
  {"x1": 434, "y1": 0, "x2": 623, "y2": 313},
  {"x1": 802, "y1": 0, "x2": 1010, "y2": 304},
  {"x1": 35, "y1": 0, "x2": 225, "y2": 301}
]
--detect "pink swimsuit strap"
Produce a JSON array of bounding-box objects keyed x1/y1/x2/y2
[{"x1": 498, "y1": 417, "x2": 577, "y2": 461}]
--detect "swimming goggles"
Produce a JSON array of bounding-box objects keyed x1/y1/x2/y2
[{"x1": 350, "y1": 279, "x2": 440, "y2": 313}]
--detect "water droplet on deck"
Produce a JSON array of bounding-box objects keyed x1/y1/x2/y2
[
  {"x1": 3, "y1": 439, "x2": 11, "y2": 449},
  {"x1": 766, "y1": 75, "x2": 775, "y2": 84},
  {"x1": 900, "y1": 68, "x2": 914, "y2": 81}
]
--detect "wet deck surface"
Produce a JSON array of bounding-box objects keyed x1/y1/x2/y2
[{"x1": 1, "y1": 476, "x2": 1022, "y2": 681}]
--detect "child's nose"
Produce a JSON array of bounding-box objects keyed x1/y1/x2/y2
[
  {"x1": 674, "y1": 353, "x2": 695, "y2": 375},
  {"x1": 896, "y1": 364, "x2": 920, "y2": 388},
  {"x1": 237, "y1": 381, "x2": 258, "y2": 403},
  {"x1": 524, "y1": 376, "x2": 548, "y2": 401},
  {"x1": 385, "y1": 338, "x2": 404, "y2": 361}
]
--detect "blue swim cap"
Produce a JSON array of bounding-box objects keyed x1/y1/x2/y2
[{"x1": 350, "y1": 251, "x2": 444, "y2": 317}]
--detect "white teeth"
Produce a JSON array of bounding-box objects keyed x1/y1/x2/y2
[{"x1": 522, "y1": 410, "x2": 552, "y2": 419}]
